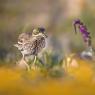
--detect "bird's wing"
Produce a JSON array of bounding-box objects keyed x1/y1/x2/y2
[
  {"x1": 24, "y1": 36, "x2": 45, "y2": 55},
  {"x1": 14, "y1": 43, "x2": 23, "y2": 51},
  {"x1": 18, "y1": 33, "x2": 25, "y2": 40},
  {"x1": 18, "y1": 32, "x2": 32, "y2": 43}
]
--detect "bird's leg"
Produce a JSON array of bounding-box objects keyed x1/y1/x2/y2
[
  {"x1": 31, "y1": 55, "x2": 37, "y2": 70},
  {"x1": 21, "y1": 54, "x2": 30, "y2": 71},
  {"x1": 22, "y1": 54, "x2": 25, "y2": 60}
]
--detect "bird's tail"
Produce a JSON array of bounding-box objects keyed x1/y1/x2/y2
[{"x1": 13, "y1": 44, "x2": 18, "y2": 48}]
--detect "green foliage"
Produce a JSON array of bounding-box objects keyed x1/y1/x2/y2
[{"x1": 26, "y1": 50, "x2": 64, "y2": 78}]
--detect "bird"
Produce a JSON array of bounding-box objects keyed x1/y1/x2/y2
[{"x1": 14, "y1": 27, "x2": 47, "y2": 70}]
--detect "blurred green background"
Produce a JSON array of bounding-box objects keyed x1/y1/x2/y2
[{"x1": 0, "y1": 0, "x2": 95, "y2": 63}]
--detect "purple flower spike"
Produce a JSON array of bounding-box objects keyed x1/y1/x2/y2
[
  {"x1": 73, "y1": 19, "x2": 91, "y2": 47},
  {"x1": 73, "y1": 19, "x2": 82, "y2": 33}
]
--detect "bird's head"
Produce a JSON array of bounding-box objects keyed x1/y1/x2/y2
[{"x1": 32, "y1": 27, "x2": 48, "y2": 38}]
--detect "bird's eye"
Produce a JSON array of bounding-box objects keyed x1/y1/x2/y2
[{"x1": 38, "y1": 28, "x2": 45, "y2": 33}]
